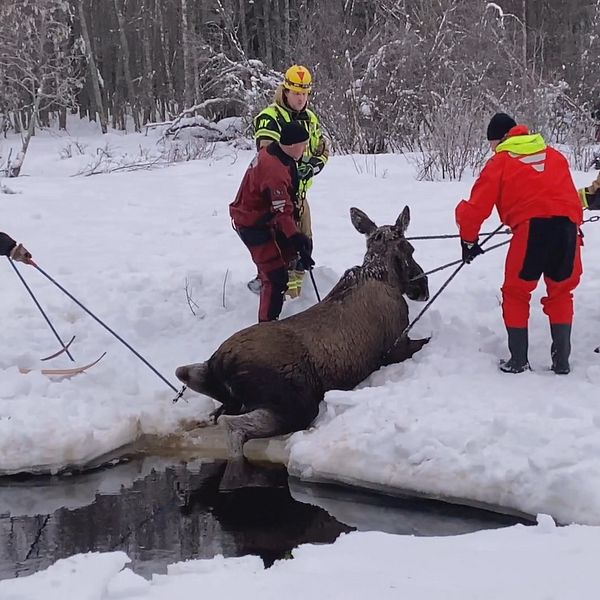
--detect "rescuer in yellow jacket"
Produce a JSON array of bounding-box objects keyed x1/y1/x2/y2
[
  {"x1": 579, "y1": 171, "x2": 600, "y2": 210},
  {"x1": 248, "y1": 64, "x2": 329, "y2": 298}
]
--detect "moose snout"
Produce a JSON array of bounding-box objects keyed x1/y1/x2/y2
[
  {"x1": 407, "y1": 274, "x2": 430, "y2": 302},
  {"x1": 175, "y1": 362, "x2": 210, "y2": 394},
  {"x1": 175, "y1": 366, "x2": 189, "y2": 383}
]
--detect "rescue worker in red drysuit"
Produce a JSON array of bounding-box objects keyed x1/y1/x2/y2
[
  {"x1": 455, "y1": 113, "x2": 583, "y2": 375},
  {"x1": 230, "y1": 122, "x2": 314, "y2": 322}
]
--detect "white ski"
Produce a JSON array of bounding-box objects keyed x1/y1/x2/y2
[{"x1": 19, "y1": 352, "x2": 107, "y2": 377}]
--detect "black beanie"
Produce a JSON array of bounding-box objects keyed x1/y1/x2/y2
[
  {"x1": 486, "y1": 113, "x2": 517, "y2": 141},
  {"x1": 279, "y1": 122, "x2": 309, "y2": 145}
]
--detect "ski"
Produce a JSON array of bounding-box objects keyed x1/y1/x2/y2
[
  {"x1": 40, "y1": 335, "x2": 76, "y2": 361},
  {"x1": 19, "y1": 352, "x2": 107, "y2": 377}
]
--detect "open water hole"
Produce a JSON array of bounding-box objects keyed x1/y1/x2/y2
[{"x1": 0, "y1": 456, "x2": 531, "y2": 580}]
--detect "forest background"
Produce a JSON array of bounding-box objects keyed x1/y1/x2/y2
[{"x1": 1, "y1": 0, "x2": 600, "y2": 179}]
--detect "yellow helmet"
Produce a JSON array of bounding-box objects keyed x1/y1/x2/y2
[{"x1": 283, "y1": 65, "x2": 312, "y2": 93}]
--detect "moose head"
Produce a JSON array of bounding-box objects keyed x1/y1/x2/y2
[{"x1": 350, "y1": 205, "x2": 429, "y2": 302}]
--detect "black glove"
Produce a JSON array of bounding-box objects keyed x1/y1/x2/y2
[
  {"x1": 297, "y1": 157, "x2": 325, "y2": 181},
  {"x1": 585, "y1": 189, "x2": 600, "y2": 210},
  {"x1": 461, "y1": 239, "x2": 484, "y2": 264},
  {"x1": 289, "y1": 232, "x2": 315, "y2": 270},
  {"x1": 297, "y1": 162, "x2": 314, "y2": 182},
  {"x1": 0, "y1": 232, "x2": 17, "y2": 256}
]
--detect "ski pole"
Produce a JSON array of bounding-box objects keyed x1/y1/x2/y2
[
  {"x1": 412, "y1": 238, "x2": 511, "y2": 281},
  {"x1": 406, "y1": 229, "x2": 511, "y2": 241},
  {"x1": 308, "y1": 268, "x2": 321, "y2": 302},
  {"x1": 403, "y1": 224, "x2": 508, "y2": 336},
  {"x1": 30, "y1": 262, "x2": 178, "y2": 393},
  {"x1": 411, "y1": 225, "x2": 510, "y2": 282},
  {"x1": 403, "y1": 261, "x2": 466, "y2": 338},
  {"x1": 7, "y1": 257, "x2": 75, "y2": 361}
]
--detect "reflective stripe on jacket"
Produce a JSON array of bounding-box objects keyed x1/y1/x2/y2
[
  {"x1": 456, "y1": 125, "x2": 583, "y2": 241},
  {"x1": 254, "y1": 104, "x2": 324, "y2": 158},
  {"x1": 253, "y1": 85, "x2": 328, "y2": 193}
]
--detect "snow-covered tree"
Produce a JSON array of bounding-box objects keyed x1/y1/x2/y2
[{"x1": 0, "y1": 0, "x2": 84, "y2": 176}]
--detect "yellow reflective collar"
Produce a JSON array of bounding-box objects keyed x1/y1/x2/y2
[{"x1": 496, "y1": 133, "x2": 546, "y2": 156}]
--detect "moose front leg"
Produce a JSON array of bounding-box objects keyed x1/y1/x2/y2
[
  {"x1": 209, "y1": 395, "x2": 244, "y2": 424},
  {"x1": 219, "y1": 408, "x2": 285, "y2": 457}
]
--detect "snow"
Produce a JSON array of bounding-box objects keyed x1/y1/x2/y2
[
  {"x1": 1, "y1": 119, "x2": 600, "y2": 595},
  {"x1": 2, "y1": 516, "x2": 600, "y2": 600}
]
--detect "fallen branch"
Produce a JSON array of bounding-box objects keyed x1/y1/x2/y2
[
  {"x1": 185, "y1": 277, "x2": 201, "y2": 316},
  {"x1": 222, "y1": 268, "x2": 230, "y2": 309}
]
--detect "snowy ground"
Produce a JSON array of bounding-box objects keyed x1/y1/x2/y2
[
  {"x1": 2, "y1": 516, "x2": 600, "y2": 600},
  {"x1": 1, "y1": 120, "x2": 600, "y2": 593}
]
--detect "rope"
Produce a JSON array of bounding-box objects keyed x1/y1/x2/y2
[
  {"x1": 403, "y1": 262, "x2": 466, "y2": 339},
  {"x1": 402, "y1": 212, "x2": 599, "y2": 340},
  {"x1": 308, "y1": 268, "x2": 321, "y2": 302},
  {"x1": 8, "y1": 258, "x2": 75, "y2": 361},
  {"x1": 412, "y1": 215, "x2": 598, "y2": 281},
  {"x1": 411, "y1": 239, "x2": 511, "y2": 281},
  {"x1": 406, "y1": 229, "x2": 511, "y2": 241},
  {"x1": 401, "y1": 224, "x2": 506, "y2": 339},
  {"x1": 31, "y1": 262, "x2": 179, "y2": 393}
]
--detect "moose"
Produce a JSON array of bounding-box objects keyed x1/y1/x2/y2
[{"x1": 176, "y1": 206, "x2": 430, "y2": 455}]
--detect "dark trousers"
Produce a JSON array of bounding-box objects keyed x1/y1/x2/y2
[
  {"x1": 502, "y1": 217, "x2": 582, "y2": 328},
  {"x1": 237, "y1": 226, "x2": 295, "y2": 322}
]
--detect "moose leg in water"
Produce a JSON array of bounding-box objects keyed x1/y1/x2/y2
[{"x1": 220, "y1": 409, "x2": 284, "y2": 457}]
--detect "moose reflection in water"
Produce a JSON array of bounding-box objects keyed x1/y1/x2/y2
[
  {"x1": 0, "y1": 459, "x2": 352, "y2": 580},
  {"x1": 0, "y1": 458, "x2": 530, "y2": 581},
  {"x1": 176, "y1": 206, "x2": 430, "y2": 455}
]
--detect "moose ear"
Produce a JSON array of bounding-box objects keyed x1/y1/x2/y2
[
  {"x1": 350, "y1": 207, "x2": 377, "y2": 236},
  {"x1": 395, "y1": 205, "x2": 410, "y2": 235}
]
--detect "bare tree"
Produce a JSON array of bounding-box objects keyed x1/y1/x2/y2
[
  {"x1": 180, "y1": 0, "x2": 195, "y2": 107},
  {"x1": 0, "y1": 0, "x2": 84, "y2": 176},
  {"x1": 1, "y1": 0, "x2": 600, "y2": 166},
  {"x1": 262, "y1": 0, "x2": 273, "y2": 66},
  {"x1": 77, "y1": 0, "x2": 108, "y2": 134},
  {"x1": 113, "y1": 0, "x2": 141, "y2": 131}
]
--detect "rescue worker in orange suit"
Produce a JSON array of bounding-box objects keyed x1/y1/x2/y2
[
  {"x1": 230, "y1": 122, "x2": 314, "y2": 322},
  {"x1": 455, "y1": 113, "x2": 583, "y2": 375}
]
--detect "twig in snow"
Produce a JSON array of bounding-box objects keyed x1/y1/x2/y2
[
  {"x1": 222, "y1": 268, "x2": 230, "y2": 309},
  {"x1": 184, "y1": 277, "x2": 201, "y2": 316}
]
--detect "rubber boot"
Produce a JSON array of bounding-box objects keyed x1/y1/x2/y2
[
  {"x1": 499, "y1": 327, "x2": 530, "y2": 373},
  {"x1": 550, "y1": 323, "x2": 571, "y2": 375}
]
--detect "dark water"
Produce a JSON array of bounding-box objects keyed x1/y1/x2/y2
[{"x1": 0, "y1": 457, "x2": 530, "y2": 580}]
